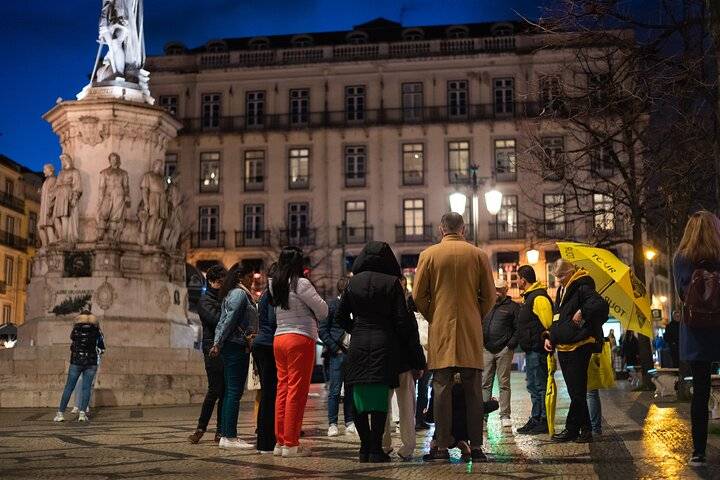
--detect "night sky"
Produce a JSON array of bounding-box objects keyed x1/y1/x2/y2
[{"x1": 0, "y1": 0, "x2": 545, "y2": 172}]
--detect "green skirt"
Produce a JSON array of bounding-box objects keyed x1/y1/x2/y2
[{"x1": 353, "y1": 383, "x2": 389, "y2": 413}]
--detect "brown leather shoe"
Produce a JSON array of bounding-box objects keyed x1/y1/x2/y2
[{"x1": 188, "y1": 429, "x2": 204, "y2": 444}]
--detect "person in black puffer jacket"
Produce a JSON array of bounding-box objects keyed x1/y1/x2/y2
[
  {"x1": 189, "y1": 264, "x2": 227, "y2": 444},
  {"x1": 337, "y1": 241, "x2": 426, "y2": 463},
  {"x1": 543, "y1": 259, "x2": 609, "y2": 444},
  {"x1": 53, "y1": 311, "x2": 104, "y2": 423}
]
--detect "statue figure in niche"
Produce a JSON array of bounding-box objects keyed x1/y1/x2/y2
[
  {"x1": 53, "y1": 154, "x2": 82, "y2": 244},
  {"x1": 96, "y1": 153, "x2": 130, "y2": 244},
  {"x1": 38, "y1": 163, "x2": 58, "y2": 247},
  {"x1": 139, "y1": 159, "x2": 167, "y2": 246},
  {"x1": 162, "y1": 176, "x2": 182, "y2": 250}
]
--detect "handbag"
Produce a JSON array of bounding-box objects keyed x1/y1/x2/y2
[
  {"x1": 587, "y1": 340, "x2": 616, "y2": 391},
  {"x1": 246, "y1": 354, "x2": 261, "y2": 391}
]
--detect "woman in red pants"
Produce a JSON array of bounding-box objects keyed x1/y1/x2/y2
[{"x1": 270, "y1": 246, "x2": 328, "y2": 457}]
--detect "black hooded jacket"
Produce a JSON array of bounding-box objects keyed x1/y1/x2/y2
[
  {"x1": 548, "y1": 274, "x2": 609, "y2": 348},
  {"x1": 70, "y1": 321, "x2": 103, "y2": 367},
  {"x1": 336, "y1": 241, "x2": 426, "y2": 387}
]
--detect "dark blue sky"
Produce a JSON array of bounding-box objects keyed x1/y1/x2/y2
[{"x1": 0, "y1": 0, "x2": 543, "y2": 172}]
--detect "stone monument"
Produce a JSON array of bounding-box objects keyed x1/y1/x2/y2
[{"x1": 0, "y1": 0, "x2": 206, "y2": 407}]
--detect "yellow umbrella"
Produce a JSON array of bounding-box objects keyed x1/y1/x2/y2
[
  {"x1": 556, "y1": 242, "x2": 653, "y2": 338},
  {"x1": 545, "y1": 353, "x2": 557, "y2": 436}
]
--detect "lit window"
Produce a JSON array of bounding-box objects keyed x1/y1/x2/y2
[
  {"x1": 200, "y1": 152, "x2": 220, "y2": 192},
  {"x1": 289, "y1": 148, "x2": 310, "y2": 189}
]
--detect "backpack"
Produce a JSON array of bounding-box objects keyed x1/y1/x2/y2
[{"x1": 682, "y1": 262, "x2": 720, "y2": 328}]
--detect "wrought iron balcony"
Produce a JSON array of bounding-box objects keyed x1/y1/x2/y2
[
  {"x1": 0, "y1": 193, "x2": 25, "y2": 214},
  {"x1": 535, "y1": 221, "x2": 570, "y2": 239},
  {"x1": 395, "y1": 224, "x2": 434, "y2": 243},
  {"x1": 190, "y1": 231, "x2": 226, "y2": 249},
  {"x1": 0, "y1": 231, "x2": 27, "y2": 251},
  {"x1": 288, "y1": 175, "x2": 310, "y2": 190},
  {"x1": 488, "y1": 222, "x2": 527, "y2": 241},
  {"x1": 281, "y1": 228, "x2": 317, "y2": 247},
  {"x1": 337, "y1": 225, "x2": 373, "y2": 245},
  {"x1": 402, "y1": 170, "x2": 424, "y2": 186},
  {"x1": 235, "y1": 230, "x2": 271, "y2": 247}
]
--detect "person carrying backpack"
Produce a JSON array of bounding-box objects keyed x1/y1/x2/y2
[{"x1": 673, "y1": 210, "x2": 720, "y2": 467}]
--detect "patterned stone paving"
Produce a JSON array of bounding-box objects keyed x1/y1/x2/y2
[{"x1": 0, "y1": 373, "x2": 718, "y2": 480}]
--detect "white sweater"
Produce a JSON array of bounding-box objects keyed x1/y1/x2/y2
[{"x1": 270, "y1": 278, "x2": 328, "y2": 341}]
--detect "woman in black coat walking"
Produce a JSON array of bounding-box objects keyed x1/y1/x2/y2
[{"x1": 336, "y1": 241, "x2": 425, "y2": 463}]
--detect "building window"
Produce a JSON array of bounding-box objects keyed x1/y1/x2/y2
[
  {"x1": 159, "y1": 95, "x2": 178, "y2": 116},
  {"x1": 288, "y1": 148, "x2": 310, "y2": 189},
  {"x1": 292, "y1": 35, "x2": 314, "y2": 48},
  {"x1": 588, "y1": 73, "x2": 612, "y2": 107},
  {"x1": 447, "y1": 26, "x2": 469, "y2": 39},
  {"x1": 248, "y1": 37, "x2": 270, "y2": 50},
  {"x1": 593, "y1": 194, "x2": 615, "y2": 231},
  {"x1": 493, "y1": 78, "x2": 514, "y2": 115},
  {"x1": 246, "y1": 91, "x2": 265, "y2": 127},
  {"x1": 199, "y1": 206, "x2": 220, "y2": 241},
  {"x1": 494, "y1": 139, "x2": 516, "y2": 181},
  {"x1": 447, "y1": 80, "x2": 468, "y2": 118},
  {"x1": 164, "y1": 153, "x2": 178, "y2": 184},
  {"x1": 289, "y1": 89, "x2": 309, "y2": 125},
  {"x1": 201, "y1": 93, "x2": 221, "y2": 128},
  {"x1": 5, "y1": 216, "x2": 14, "y2": 235},
  {"x1": 347, "y1": 31, "x2": 368, "y2": 44},
  {"x1": 345, "y1": 86, "x2": 366, "y2": 122},
  {"x1": 403, "y1": 199, "x2": 425, "y2": 236},
  {"x1": 244, "y1": 150, "x2": 265, "y2": 191},
  {"x1": 5, "y1": 179, "x2": 14, "y2": 197},
  {"x1": 543, "y1": 194, "x2": 566, "y2": 236},
  {"x1": 496, "y1": 195, "x2": 518, "y2": 234},
  {"x1": 541, "y1": 137, "x2": 564, "y2": 181},
  {"x1": 4, "y1": 256, "x2": 13, "y2": 287},
  {"x1": 2, "y1": 305, "x2": 10, "y2": 324},
  {"x1": 403, "y1": 29, "x2": 425, "y2": 41},
  {"x1": 200, "y1": 152, "x2": 220, "y2": 193},
  {"x1": 402, "y1": 144, "x2": 424, "y2": 186},
  {"x1": 448, "y1": 141, "x2": 470, "y2": 184},
  {"x1": 344, "y1": 145, "x2": 367, "y2": 187},
  {"x1": 402, "y1": 82, "x2": 423, "y2": 121},
  {"x1": 243, "y1": 204, "x2": 265, "y2": 244},
  {"x1": 28, "y1": 212, "x2": 38, "y2": 246},
  {"x1": 344, "y1": 201, "x2": 367, "y2": 243},
  {"x1": 206, "y1": 41, "x2": 227, "y2": 53},
  {"x1": 287, "y1": 203, "x2": 310, "y2": 242},
  {"x1": 540, "y1": 75, "x2": 563, "y2": 110},
  {"x1": 592, "y1": 143, "x2": 616, "y2": 177}
]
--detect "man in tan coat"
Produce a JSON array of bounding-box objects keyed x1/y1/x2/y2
[{"x1": 413, "y1": 212, "x2": 495, "y2": 462}]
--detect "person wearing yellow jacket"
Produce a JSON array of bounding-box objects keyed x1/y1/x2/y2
[
  {"x1": 515, "y1": 266, "x2": 554, "y2": 435},
  {"x1": 543, "y1": 260, "x2": 609, "y2": 444}
]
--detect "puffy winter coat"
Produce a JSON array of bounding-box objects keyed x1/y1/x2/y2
[
  {"x1": 197, "y1": 287, "x2": 221, "y2": 347},
  {"x1": 482, "y1": 296, "x2": 520, "y2": 354},
  {"x1": 69, "y1": 314, "x2": 103, "y2": 367},
  {"x1": 337, "y1": 241, "x2": 426, "y2": 387}
]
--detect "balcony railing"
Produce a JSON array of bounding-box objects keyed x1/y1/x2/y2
[
  {"x1": 495, "y1": 169, "x2": 518, "y2": 182},
  {"x1": 288, "y1": 175, "x2": 310, "y2": 190},
  {"x1": 488, "y1": 222, "x2": 527, "y2": 241},
  {"x1": 402, "y1": 170, "x2": 424, "y2": 186},
  {"x1": 448, "y1": 169, "x2": 472, "y2": 185},
  {"x1": 586, "y1": 219, "x2": 629, "y2": 239},
  {"x1": 337, "y1": 225, "x2": 373, "y2": 245},
  {"x1": 344, "y1": 173, "x2": 366, "y2": 188},
  {"x1": 190, "y1": 231, "x2": 226, "y2": 249},
  {"x1": 535, "y1": 221, "x2": 569, "y2": 239},
  {"x1": 395, "y1": 224, "x2": 434, "y2": 243},
  {"x1": 235, "y1": 230, "x2": 271, "y2": 247},
  {"x1": 281, "y1": 228, "x2": 317, "y2": 247},
  {"x1": 0, "y1": 231, "x2": 27, "y2": 251},
  {"x1": 0, "y1": 193, "x2": 25, "y2": 214},
  {"x1": 180, "y1": 102, "x2": 549, "y2": 134}
]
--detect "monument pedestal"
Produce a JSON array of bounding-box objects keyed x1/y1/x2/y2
[{"x1": 0, "y1": 93, "x2": 207, "y2": 408}]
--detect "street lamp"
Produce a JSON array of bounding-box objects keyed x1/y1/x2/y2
[
  {"x1": 448, "y1": 164, "x2": 502, "y2": 246},
  {"x1": 527, "y1": 248, "x2": 540, "y2": 265},
  {"x1": 449, "y1": 192, "x2": 468, "y2": 215},
  {"x1": 644, "y1": 248, "x2": 657, "y2": 261},
  {"x1": 484, "y1": 189, "x2": 503, "y2": 216}
]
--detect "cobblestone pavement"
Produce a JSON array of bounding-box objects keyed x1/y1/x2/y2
[{"x1": 0, "y1": 373, "x2": 718, "y2": 480}]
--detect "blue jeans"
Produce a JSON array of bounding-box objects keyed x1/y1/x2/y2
[
  {"x1": 525, "y1": 351, "x2": 548, "y2": 421},
  {"x1": 587, "y1": 389, "x2": 602, "y2": 433},
  {"x1": 327, "y1": 352, "x2": 354, "y2": 425},
  {"x1": 72, "y1": 358, "x2": 100, "y2": 408},
  {"x1": 59, "y1": 364, "x2": 98, "y2": 412},
  {"x1": 220, "y1": 342, "x2": 250, "y2": 439}
]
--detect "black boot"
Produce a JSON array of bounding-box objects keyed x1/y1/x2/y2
[
  {"x1": 551, "y1": 429, "x2": 579, "y2": 442},
  {"x1": 574, "y1": 429, "x2": 593, "y2": 443}
]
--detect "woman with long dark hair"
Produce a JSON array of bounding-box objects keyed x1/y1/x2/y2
[
  {"x1": 253, "y1": 263, "x2": 278, "y2": 454},
  {"x1": 673, "y1": 211, "x2": 720, "y2": 467},
  {"x1": 209, "y1": 262, "x2": 258, "y2": 450},
  {"x1": 270, "y1": 247, "x2": 328, "y2": 458}
]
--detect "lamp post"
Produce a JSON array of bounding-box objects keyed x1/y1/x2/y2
[{"x1": 449, "y1": 164, "x2": 502, "y2": 246}]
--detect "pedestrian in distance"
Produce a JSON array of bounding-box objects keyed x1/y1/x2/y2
[
  {"x1": 53, "y1": 308, "x2": 105, "y2": 423},
  {"x1": 620, "y1": 330, "x2": 639, "y2": 368},
  {"x1": 413, "y1": 212, "x2": 495, "y2": 462},
  {"x1": 253, "y1": 263, "x2": 279, "y2": 454},
  {"x1": 337, "y1": 241, "x2": 425, "y2": 463},
  {"x1": 209, "y1": 263, "x2": 258, "y2": 450},
  {"x1": 70, "y1": 326, "x2": 105, "y2": 416},
  {"x1": 319, "y1": 277, "x2": 356, "y2": 438},
  {"x1": 673, "y1": 210, "x2": 720, "y2": 467},
  {"x1": 189, "y1": 264, "x2": 227, "y2": 444},
  {"x1": 516, "y1": 265, "x2": 554, "y2": 435},
  {"x1": 270, "y1": 247, "x2": 328, "y2": 458},
  {"x1": 481, "y1": 278, "x2": 520, "y2": 429},
  {"x1": 544, "y1": 259, "x2": 609, "y2": 444}
]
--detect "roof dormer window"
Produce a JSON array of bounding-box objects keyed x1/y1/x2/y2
[
  {"x1": 491, "y1": 24, "x2": 514, "y2": 37},
  {"x1": 292, "y1": 35, "x2": 314, "y2": 48},
  {"x1": 206, "y1": 41, "x2": 228, "y2": 53},
  {"x1": 164, "y1": 42, "x2": 186, "y2": 55},
  {"x1": 446, "y1": 26, "x2": 469, "y2": 39},
  {"x1": 402, "y1": 29, "x2": 425, "y2": 42},
  {"x1": 248, "y1": 37, "x2": 270, "y2": 50},
  {"x1": 346, "y1": 31, "x2": 369, "y2": 45}
]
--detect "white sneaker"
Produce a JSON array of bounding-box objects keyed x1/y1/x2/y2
[
  {"x1": 327, "y1": 424, "x2": 339, "y2": 437},
  {"x1": 273, "y1": 445, "x2": 284, "y2": 456},
  {"x1": 219, "y1": 437, "x2": 254, "y2": 449},
  {"x1": 345, "y1": 422, "x2": 357, "y2": 435},
  {"x1": 71, "y1": 407, "x2": 79, "y2": 414},
  {"x1": 501, "y1": 418, "x2": 513, "y2": 428},
  {"x1": 53, "y1": 412, "x2": 64, "y2": 422},
  {"x1": 282, "y1": 445, "x2": 312, "y2": 457},
  {"x1": 78, "y1": 412, "x2": 88, "y2": 422},
  {"x1": 258, "y1": 449, "x2": 274, "y2": 455}
]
